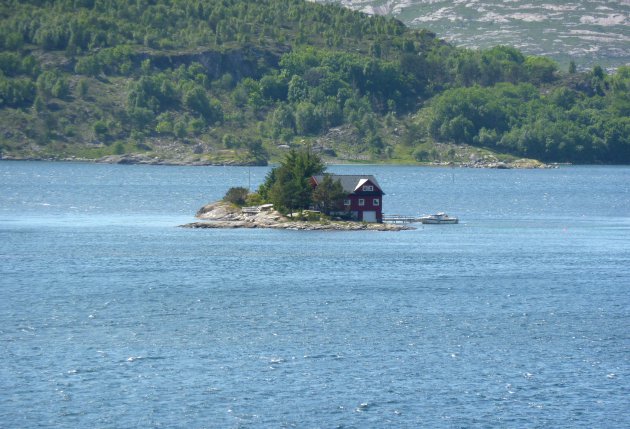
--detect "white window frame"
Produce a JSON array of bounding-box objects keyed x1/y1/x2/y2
[
  {"x1": 373, "y1": 198, "x2": 380, "y2": 206},
  {"x1": 358, "y1": 198, "x2": 365, "y2": 206},
  {"x1": 362, "y1": 185, "x2": 374, "y2": 192},
  {"x1": 343, "y1": 199, "x2": 351, "y2": 206}
]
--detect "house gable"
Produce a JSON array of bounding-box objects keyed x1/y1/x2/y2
[{"x1": 353, "y1": 178, "x2": 381, "y2": 195}]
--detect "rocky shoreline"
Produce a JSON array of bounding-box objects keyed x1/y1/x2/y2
[
  {"x1": 95, "y1": 154, "x2": 266, "y2": 166},
  {"x1": 0, "y1": 153, "x2": 265, "y2": 166},
  {"x1": 180, "y1": 201, "x2": 414, "y2": 231},
  {"x1": 1, "y1": 153, "x2": 553, "y2": 168},
  {"x1": 430, "y1": 158, "x2": 552, "y2": 169}
]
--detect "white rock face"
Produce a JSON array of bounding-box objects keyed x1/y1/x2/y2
[{"x1": 196, "y1": 202, "x2": 245, "y2": 220}]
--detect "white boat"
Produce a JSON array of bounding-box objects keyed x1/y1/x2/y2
[{"x1": 419, "y1": 212, "x2": 458, "y2": 224}]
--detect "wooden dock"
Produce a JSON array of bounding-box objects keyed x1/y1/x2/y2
[{"x1": 382, "y1": 214, "x2": 421, "y2": 224}]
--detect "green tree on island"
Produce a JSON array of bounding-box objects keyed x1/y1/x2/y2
[
  {"x1": 312, "y1": 174, "x2": 346, "y2": 215},
  {"x1": 223, "y1": 186, "x2": 249, "y2": 206},
  {"x1": 257, "y1": 148, "x2": 326, "y2": 214}
]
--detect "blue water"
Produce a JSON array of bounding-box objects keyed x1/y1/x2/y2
[{"x1": 1, "y1": 161, "x2": 629, "y2": 428}]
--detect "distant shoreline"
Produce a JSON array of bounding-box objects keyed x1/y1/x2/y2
[{"x1": 0, "y1": 154, "x2": 558, "y2": 169}]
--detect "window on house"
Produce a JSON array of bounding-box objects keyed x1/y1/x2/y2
[
  {"x1": 362, "y1": 185, "x2": 374, "y2": 192},
  {"x1": 373, "y1": 199, "x2": 380, "y2": 206},
  {"x1": 344, "y1": 199, "x2": 351, "y2": 206},
  {"x1": 358, "y1": 199, "x2": 365, "y2": 206}
]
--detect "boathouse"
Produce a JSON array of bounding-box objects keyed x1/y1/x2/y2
[{"x1": 311, "y1": 175, "x2": 384, "y2": 223}]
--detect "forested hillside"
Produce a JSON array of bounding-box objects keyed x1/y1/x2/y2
[{"x1": 1, "y1": 0, "x2": 628, "y2": 165}]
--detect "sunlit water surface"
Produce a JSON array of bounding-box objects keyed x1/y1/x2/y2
[{"x1": 1, "y1": 161, "x2": 629, "y2": 427}]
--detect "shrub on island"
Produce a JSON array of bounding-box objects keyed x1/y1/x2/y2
[{"x1": 223, "y1": 186, "x2": 249, "y2": 206}]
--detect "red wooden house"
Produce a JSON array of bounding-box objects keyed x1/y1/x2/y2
[{"x1": 311, "y1": 174, "x2": 384, "y2": 223}]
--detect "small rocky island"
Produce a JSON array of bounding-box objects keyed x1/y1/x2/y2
[
  {"x1": 180, "y1": 202, "x2": 413, "y2": 231},
  {"x1": 181, "y1": 148, "x2": 416, "y2": 231}
]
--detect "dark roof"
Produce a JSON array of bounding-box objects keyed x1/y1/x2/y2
[{"x1": 312, "y1": 174, "x2": 384, "y2": 194}]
